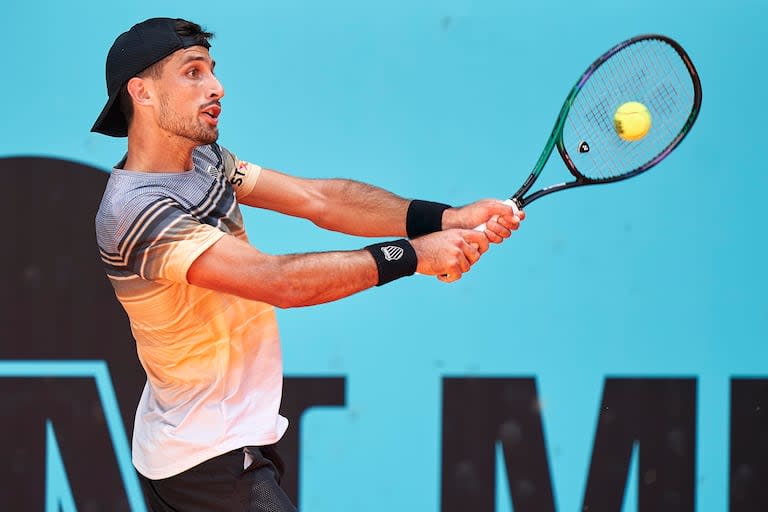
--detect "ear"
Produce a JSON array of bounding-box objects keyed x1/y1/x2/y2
[{"x1": 126, "y1": 76, "x2": 153, "y2": 107}]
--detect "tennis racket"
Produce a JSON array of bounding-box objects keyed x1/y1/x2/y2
[{"x1": 478, "y1": 34, "x2": 702, "y2": 230}]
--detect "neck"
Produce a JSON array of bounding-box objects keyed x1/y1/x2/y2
[{"x1": 123, "y1": 122, "x2": 198, "y2": 172}]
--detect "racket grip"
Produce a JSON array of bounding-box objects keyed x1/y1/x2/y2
[
  {"x1": 473, "y1": 198, "x2": 518, "y2": 232},
  {"x1": 418, "y1": 198, "x2": 518, "y2": 277}
]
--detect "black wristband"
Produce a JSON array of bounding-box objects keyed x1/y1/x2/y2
[
  {"x1": 364, "y1": 239, "x2": 418, "y2": 286},
  {"x1": 406, "y1": 200, "x2": 451, "y2": 238}
]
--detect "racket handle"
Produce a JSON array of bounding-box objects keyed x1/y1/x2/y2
[
  {"x1": 417, "y1": 198, "x2": 519, "y2": 278},
  {"x1": 474, "y1": 198, "x2": 518, "y2": 232}
]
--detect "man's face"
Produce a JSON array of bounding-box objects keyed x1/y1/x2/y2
[{"x1": 151, "y1": 46, "x2": 224, "y2": 145}]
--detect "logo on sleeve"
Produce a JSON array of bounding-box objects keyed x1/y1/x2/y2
[
  {"x1": 381, "y1": 246, "x2": 404, "y2": 261},
  {"x1": 230, "y1": 162, "x2": 248, "y2": 187}
]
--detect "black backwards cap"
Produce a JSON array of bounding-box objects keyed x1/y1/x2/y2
[{"x1": 91, "y1": 18, "x2": 211, "y2": 137}]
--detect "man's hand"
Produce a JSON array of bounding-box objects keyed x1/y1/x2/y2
[
  {"x1": 411, "y1": 229, "x2": 490, "y2": 283},
  {"x1": 442, "y1": 199, "x2": 525, "y2": 243}
]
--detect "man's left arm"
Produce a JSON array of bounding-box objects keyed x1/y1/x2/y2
[{"x1": 236, "y1": 167, "x2": 523, "y2": 240}]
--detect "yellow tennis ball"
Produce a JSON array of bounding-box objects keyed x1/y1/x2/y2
[{"x1": 614, "y1": 101, "x2": 652, "y2": 142}]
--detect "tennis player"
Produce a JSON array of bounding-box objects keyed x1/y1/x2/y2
[{"x1": 92, "y1": 17, "x2": 523, "y2": 512}]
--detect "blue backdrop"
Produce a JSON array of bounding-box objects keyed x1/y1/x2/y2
[{"x1": 4, "y1": 1, "x2": 767, "y2": 510}]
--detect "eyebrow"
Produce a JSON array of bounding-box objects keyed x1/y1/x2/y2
[{"x1": 180, "y1": 55, "x2": 216, "y2": 69}]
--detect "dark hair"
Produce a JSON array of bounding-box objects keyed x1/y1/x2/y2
[{"x1": 118, "y1": 19, "x2": 214, "y2": 125}]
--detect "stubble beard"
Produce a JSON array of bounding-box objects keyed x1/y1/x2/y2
[{"x1": 157, "y1": 94, "x2": 218, "y2": 146}]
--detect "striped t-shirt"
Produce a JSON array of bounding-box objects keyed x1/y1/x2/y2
[{"x1": 95, "y1": 143, "x2": 288, "y2": 479}]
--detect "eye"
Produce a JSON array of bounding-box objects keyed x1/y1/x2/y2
[{"x1": 187, "y1": 67, "x2": 200, "y2": 78}]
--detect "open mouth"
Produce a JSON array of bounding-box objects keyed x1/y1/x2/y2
[{"x1": 201, "y1": 104, "x2": 222, "y2": 123}]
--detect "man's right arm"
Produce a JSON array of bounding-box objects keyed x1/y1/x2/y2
[{"x1": 186, "y1": 229, "x2": 489, "y2": 308}]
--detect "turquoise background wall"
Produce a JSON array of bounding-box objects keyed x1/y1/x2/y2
[{"x1": 4, "y1": 1, "x2": 767, "y2": 510}]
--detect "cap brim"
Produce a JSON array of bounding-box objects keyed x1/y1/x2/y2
[{"x1": 91, "y1": 91, "x2": 128, "y2": 137}]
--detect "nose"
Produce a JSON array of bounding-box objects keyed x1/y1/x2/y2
[{"x1": 209, "y1": 74, "x2": 225, "y2": 100}]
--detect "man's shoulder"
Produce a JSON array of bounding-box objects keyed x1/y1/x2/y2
[
  {"x1": 192, "y1": 143, "x2": 238, "y2": 179},
  {"x1": 98, "y1": 169, "x2": 172, "y2": 215},
  {"x1": 95, "y1": 171, "x2": 177, "y2": 249}
]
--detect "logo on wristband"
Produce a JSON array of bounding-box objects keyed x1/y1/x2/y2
[{"x1": 380, "y1": 246, "x2": 404, "y2": 261}]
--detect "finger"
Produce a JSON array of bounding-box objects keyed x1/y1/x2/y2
[
  {"x1": 487, "y1": 199, "x2": 521, "y2": 221},
  {"x1": 457, "y1": 252, "x2": 471, "y2": 273},
  {"x1": 497, "y1": 214, "x2": 521, "y2": 231},
  {"x1": 485, "y1": 200, "x2": 513, "y2": 215},
  {"x1": 483, "y1": 228, "x2": 503, "y2": 244},
  {"x1": 461, "y1": 230, "x2": 489, "y2": 257},
  {"x1": 473, "y1": 213, "x2": 499, "y2": 234},
  {"x1": 438, "y1": 271, "x2": 461, "y2": 283},
  {"x1": 485, "y1": 219, "x2": 512, "y2": 241},
  {"x1": 461, "y1": 242, "x2": 481, "y2": 265},
  {"x1": 503, "y1": 201, "x2": 526, "y2": 224},
  {"x1": 473, "y1": 232, "x2": 490, "y2": 254},
  {"x1": 465, "y1": 236, "x2": 489, "y2": 255},
  {"x1": 460, "y1": 229, "x2": 490, "y2": 246}
]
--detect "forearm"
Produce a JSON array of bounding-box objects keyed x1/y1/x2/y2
[
  {"x1": 270, "y1": 251, "x2": 384, "y2": 307},
  {"x1": 187, "y1": 226, "x2": 488, "y2": 303},
  {"x1": 311, "y1": 179, "x2": 410, "y2": 237},
  {"x1": 241, "y1": 170, "x2": 452, "y2": 238},
  {"x1": 190, "y1": 246, "x2": 377, "y2": 308}
]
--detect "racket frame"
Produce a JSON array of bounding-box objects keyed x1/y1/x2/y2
[{"x1": 511, "y1": 34, "x2": 703, "y2": 209}]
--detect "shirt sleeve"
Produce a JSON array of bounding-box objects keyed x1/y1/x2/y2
[
  {"x1": 121, "y1": 199, "x2": 225, "y2": 284},
  {"x1": 219, "y1": 145, "x2": 262, "y2": 200}
]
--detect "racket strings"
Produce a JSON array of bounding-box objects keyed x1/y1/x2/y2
[
  {"x1": 579, "y1": 41, "x2": 669, "y2": 176},
  {"x1": 585, "y1": 40, "x2": 690, "y2": 177},
  {"x1": 563, "y1": 38, "x2": 696, "y2": 181},
  {"x1": 623, "y1": 41, "x2": 681, "y2": 159}
]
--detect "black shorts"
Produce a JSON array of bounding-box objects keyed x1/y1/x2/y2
[{"x1": 138, "y1": 445, "x2": 297, "y2": 512}]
